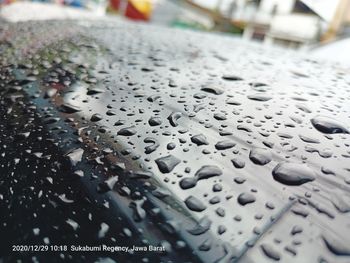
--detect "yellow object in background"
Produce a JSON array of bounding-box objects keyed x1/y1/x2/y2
[{"x1": 128, "y1": 0, "x2": 152, "y2": 19}]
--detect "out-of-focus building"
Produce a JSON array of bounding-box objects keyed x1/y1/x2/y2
[
  {"x1": 2, "y1": 0, "x2": 349, "y2": 49},
  {"x1": 151, "y1": 0, "x2": 350, "y2": 49},
  {"x1": 241, "y1": 0, "x2": 350, "y2": 48}
]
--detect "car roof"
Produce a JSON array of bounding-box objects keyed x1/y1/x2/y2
[{"x1": 1, "y1": 19, "x2": 350, "y2": 262}]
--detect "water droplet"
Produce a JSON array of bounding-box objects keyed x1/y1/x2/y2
[
  {"x1": 247, "y1": 94, "x2": 272, "y2": 101},
  {"x1": 311, "y1": 116, "x2": 349, "y2": 134},
  {"x1": 201, "y1": 83, "x2": 224, "y2": 95},
  {"x1": 215, "y1": 140, "x2": 236, "y2": 150},
  {"x1": 291, "y1": 225, "x2": 303, "y2": 235},
  {"x1": 167, "y1": 112, "x2": 182, "y2": 127},
  {"x1": 237, "y1": 192, "x2": 256, "y2": 205},
  {"x1": 59, "y1": 103, "x2": 81, "y2": 113},
  {"x1": 299, "y1": 134, "x2": 320, "y2": 144},
  {"x1": 44, "y1": 88, "x2": 57, "y2": 98},
  {"x1": 231, "y1": 158, "x2": 245, "y2": 168},
  {"x1": 167, "y1": 142, "x2": 176, "y2": 150},
  {"x1": 195, "y1": 165, "x2": 222, "y2": 179},
  {"x1": 66, "y1": 148, "x2": 84, "y2": 166},
  {"x1": 185, "y1": 196, "x2": 207, "y2": 212},
  {"x1": 87, "y1": 87, "x2": 104, "y2": 95},
  {"x1": 117, "y1": 126, "x2": 137, "y2": 136},
  {"x1": 272, "y1": 162, "x2": 315, "y2": 185},
  {"x1": 98, "y1": 176, "x2": 119, "y2": 193},
  {"x1": 222, "y1": 75, "x2": 243, "y2": 81},
  {"x1": 129, "y1": 199, "x2": 146, "y2": 222},
  {"x1": 187, "y1": 216, "x2": 212, "y2": 235},
  {"x1": 148, "y1": 116, "x2": 162, "y2": 126},
  {"x1": 155, "y1": 155, "x2": 181, "y2": 173},
  {"x1": 249, "y1": 148, "x2": 272, "y2": 165},
  {"x1": 144, "y1": 137, "x2": 160, "y2": 154},
  {"x1": 191, "y1": 134, "x2": 209, "y2": 146},
  {"x1": 98, "y1": 222, "x2": 109, "y2": 238},
  {"x1": 90, "y1": 113, "x2": 103, "y2": 122},
  {"x1": 179, "y1": 177, "x2": 198, "y2": 189},
  {"x1": 323, "y1": 233, "x2": 350, "y2": 256},
  {"x1": 261, "y1": 244, "x2": 281, "y2": 261}
]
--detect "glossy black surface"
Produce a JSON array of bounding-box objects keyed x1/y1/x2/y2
[{"x1": 0, "y1": 19, "x2": 350, "y2": 262}]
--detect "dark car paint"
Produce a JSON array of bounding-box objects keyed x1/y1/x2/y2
[{"x1": 0, "y1": 19, "x2": 350, "y2": 263}]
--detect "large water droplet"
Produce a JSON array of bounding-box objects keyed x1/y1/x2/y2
[
  {"x1": 168, "y1": 112, "x2": 182, "y2": 127},
  {"x1": 261, "y1": 244, "x2": 281, "y2": 261},
  {"x1": 187, "y1": 216, "x2": 212, "y2": 235},
  {"x1": 237, "y1": 192, "x2": 256, "y2": 205},
  {"x1": 272, "y1": 162, "x2": 315, "y2": 185},
  {"x1": 191, "y1": 134, "x2": 209, "y2": 146},
  {"x1": 59, "y1": 103, "x2": 81, "y2": 113},
  {"x1": 117, "y1": 126, "x2": 137, "y2": 136},
  {"x1": 201, "y1": 83, "x2": 224, "y2": 95},
  {"x1": 144, "y1": 137, "x2": 159, "y2": 154},
  {"x1": 195, "y1": 165, "x2": 222, "y2": 179},
  {"x1": 247, "y1": 94, "x2": 272, "y2": 101},
  {"x1": 249, "y1": 148, "x2": 272, "y2": 165},
  {"x1": 155, "y1": 155, "x2": 181, "y2": 173},
  {"x1": 215, "y1": 141, "x2": 236, "y2": 150},
  {"x1": 311, "y1": 116, "x2": 349, "y2": 134},
  {"x1": 148, "y1": 116, "x2": 162, "y2": 126},
  {"x1": 66, "y1": 148, "x2": 84, "y2": 166},
  {"x1": 185, "y1": 196, "x2": 207, "y2": 212},
  {"x1": 323, "y1": 233, "x2": 350, "y2": 256}
]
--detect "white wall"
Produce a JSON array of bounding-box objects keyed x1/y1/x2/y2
[{"x1": 259, "y1": 0, "x2": 295, "y2": 14}]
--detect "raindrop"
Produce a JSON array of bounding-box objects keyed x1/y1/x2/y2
[
  {"x1": 59, "y1": 103, "x2": 81, "y2": 113},
  {"x1": 144, "y1": 137, "x2": 160, "y2": 154},
  {"x1": 168, "y1": 112, "x2": 182, "y2": 127},
  {"x1": 66, "y1": 148, "x2": 84, "y2": 166},
  {"x1": 231, "y1": 158, "x2": 245, "y2": 169},
  {"x1": 187, "y1": 216, "x2": 212, "y2": 235},
  {"x1": 117, "y1": 126, "x2": 137, "y2": 136},
  {"x1": 179, "y1": 177, "x2": 198, "y2": 189},
  {"x1": 148, "y1": 116, "x2": 162, "y2": 126},
  {"x1": 215, "y1": 141, "x2": 236, "y2": 150},
  {"x1": 237, "y1": 192, "x2": 256, "y2": 206},
  {"x1": 261, "y1": 244, "x2": 281, "y2": 261},
  {"x1": 185, "y1": 196, "x2": 207, "y2": 212},
  {"x1": 247, "y1": 94, "x2": 272, "y2": 101},
  {"x1": 98, "y1": 223, "x2": 109, "y2": 238},
  {"x1": 155, "y1": 155, "x2": 181, "y2": 173},
  {"x1": 311, "y1": 116, "x2": 349, "y2": 134},
  {"x1": 191, "y1": 134, "x2": 209, "y2": 146},
  {"x1": 195, "y1": 165, "x2": 222, "y2": 179},
  {"x1": 222, "y1": 75, "x2": 243, "y2": 81},
  {"x1": 249, "y1": 148, "x2": 272, "y2": 165},
  {"x1": 44, "y1": 88, "x2": 57, "y2": 98},
  {"x1": 322, "y1": 234, "x2": 350, "y2": 256},
  {"x1": 272, "y1": 162, "x2": 315, "y2": 185},
  {"x1": 201, "y1": 83, "x2": 224, "y2": 95},
  {"x1": 90, "y1": 113, "x2": 103, "y2": 122}
]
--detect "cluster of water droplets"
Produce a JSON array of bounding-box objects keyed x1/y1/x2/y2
[{"x1": 0, "y1": 20, "x2": 350, "y2": 262}]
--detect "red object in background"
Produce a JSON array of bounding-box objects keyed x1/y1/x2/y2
[
  {"x1": 108, "y1": 0, "x2": 151, "y2": 21},
  {"x1": 110, "y1": 0, "x2": 120, "y2": 11},
  {"x1": 125, "y1": 1, "x2": 149, "y2": 21},
  {"x1": 1, "y1": 0, "x2": 13, "y2": 5}
]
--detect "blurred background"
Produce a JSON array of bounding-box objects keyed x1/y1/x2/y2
[{"x1": 1, "y1": 0, "x2": 350, "y2": 64}]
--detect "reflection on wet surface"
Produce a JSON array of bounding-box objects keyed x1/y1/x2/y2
[{"x1": 0, "y1": 19, "x2": 350, "y2": 262}]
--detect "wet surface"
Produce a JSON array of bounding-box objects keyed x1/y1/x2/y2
[{"x1": 0, "y1": 19, "x2": 350, "y2": 262}]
